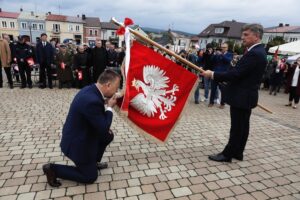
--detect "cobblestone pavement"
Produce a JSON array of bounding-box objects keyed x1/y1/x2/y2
[{"x1": 0, "y1": 86, "x2": 299, "y2": 200}]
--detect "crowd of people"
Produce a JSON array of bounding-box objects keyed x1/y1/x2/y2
[
  {"x1": 0, "y1": 33, "x2": 125, "y2": 89},
  {"x1": 0, "y1": 32, "x2": 299, "y2": 109},
  {"x1": 176, "y1": 41, "x2": 300, "y2": 110}
]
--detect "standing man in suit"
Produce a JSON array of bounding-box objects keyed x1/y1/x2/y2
[
  {"x1": 202, "y1": 24, "x2": 267, "y2": 162},
  {"x1": 36, "y1": 33, "x2": 54, "y2": 89},
  {"x1": 42, "y1": 70, "x2": 120, "y2": 187}
]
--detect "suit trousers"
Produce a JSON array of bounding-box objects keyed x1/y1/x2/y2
[
  {"x1": 51, "y1": 134, "x2": 114, "y2": 184},
  {"x1": 222, "y1": 106, "x2": 252, "y2": 158},
  {"x1": 210, "y1": 80, "x2": 224, "y2": 105},
  {"x1": 0, "y1": 66, "x2": 13, "y2": 86},
  {"x1": 18, "y1": 62, "x2": 32, "y2": 87},
  {"x1": 289, "y1": 86, "x2": 300, "y2": 104},
  {"x1": 39, "y1": 62, "x2": 52, "y2": 87}
]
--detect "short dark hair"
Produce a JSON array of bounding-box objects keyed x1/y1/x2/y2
[
  {"x1": 97, "y1": 69, "x2": 121, "y2": 84},
  {"x1": 41, "y1": 33, "x2": 47, "y2": 37},
  {"x1": 242, "y1": 24, "x2": 264, "y2": 39}
]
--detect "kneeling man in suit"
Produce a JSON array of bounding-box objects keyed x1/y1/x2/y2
[{"x1": 43, "y1": 69, "x2": 120, "y2": 186}]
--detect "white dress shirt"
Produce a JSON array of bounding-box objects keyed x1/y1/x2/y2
[{"x1": 291, "y1": 66, "x2": 300, "y2": 87}]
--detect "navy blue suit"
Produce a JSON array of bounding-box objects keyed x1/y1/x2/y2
[
  {"x1": 213, "y1": 44, "x2": 267, "y2": 158},
  {"x1": 36, "y1": 41, "x2": 54, "y2": 87},
  {"x1": 51, "y1": 84, "x2": 114, "y2": 183}
]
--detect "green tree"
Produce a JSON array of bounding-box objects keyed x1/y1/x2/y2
[{"x1": 267, "y1": 36, "x2": 285, "y2": 48}]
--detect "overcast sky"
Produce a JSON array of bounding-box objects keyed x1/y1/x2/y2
[{"x1": 1, "y1": 0, "x2": 299, "y2": 34}]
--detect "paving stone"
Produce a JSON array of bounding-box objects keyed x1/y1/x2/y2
[
  {"x1": 0, "y1": 88, "x2": 299, "y2": 199},
  {"x1": 171, "y1": 187, "x2": 192, "y2": 197}
]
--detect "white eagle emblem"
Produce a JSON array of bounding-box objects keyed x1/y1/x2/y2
[{"x1": 130, "y1": 65, "x2": 179, "y2": 120}]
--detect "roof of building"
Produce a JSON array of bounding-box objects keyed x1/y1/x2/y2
[
  {"x1": 18, "y1": 12, "x2": 46, "y2": 20},
  {"x1": 153, "y1": 33, "x2": 174, "y2": 46},
  {"x1": 84, "y1": 17, "x2": 101, "y2": 27},
  {"x1": 100, "y1": 22, "x2": 118, "y2": 30},
  {"x1": 46, "y1": 14, "x2": 84, "y2": 23},
  {"x1": 46, "y1": 14, "x2": 66, "y2": 22},
  {"x1": 66, "y1": 16, "x2": 84, "y2": 23},
  {"x1": 0, "y1": 11, "x2": 19, "y2": 19},
  {"x1": 264, "y1": 25, "x2": 300, "y2": 33},
  {"x1": 199, "y1": 20, "x2": 247, "y2": 39}
]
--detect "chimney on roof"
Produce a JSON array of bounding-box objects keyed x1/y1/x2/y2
[
  {"x1": 77, "y1": 14, "x2": 79, "y2": 18},
  {"x1": 31, "y1": 11, "x2": 34, "y2": 16},
  {"x1": 285, "y1": 24, "x2": 289, "y2": 26},
  {"x1": 279, "y1": 23, "x2": 283, "y2": 27},
  {"x1": 82, "y1": 14, "x2": 86, "y2": 20},
  {"x1": 48, "y1": 11, "x2": 51, "y2": 15},
  {"x1": 0, "y1": 8, "x2": 2, "y2": 12},
  {"x1": 232, "y1": 19, "x2": 236, "y2": 22},
  {"x1": 20, "y1": 8, "x2": 23, "y2": 12}
]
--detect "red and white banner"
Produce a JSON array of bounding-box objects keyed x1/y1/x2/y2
[{"x1": 120, "y1": 41, "x2": 197, "y2": 143}]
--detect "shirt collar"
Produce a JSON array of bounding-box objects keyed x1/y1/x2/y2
[
  {"x1": 96, "y1": 84, "x2": 106, "y2": 100},
  {"x1": 247, "y1": 43, "x2": 261, "y2": 52}
]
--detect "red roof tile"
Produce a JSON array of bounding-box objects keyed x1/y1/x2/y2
[
  {"x1": 46, "y1": 14, "x2": 67, "y2": 22},
  {"x1": 0, "y1": 11, "x2": 19, "y2": 19}
]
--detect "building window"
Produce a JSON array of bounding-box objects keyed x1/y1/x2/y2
[
  {"x1": 76, "y1": 25, "x2": 80, "y2": 32},
  {"x1": 111, "y1": 31, "x2": 115, "y2": 36},
  {"x1": 53, "y1": 24, "x2": 60, "y2": 32},
  {"x1": 95, "y1": 30, "x2": 98, "y2": 36},
  {"x1": 2, "y1": 21, "x2": 7, "y2": 28},
  {"x1": 21, "y1": 22, "x2": 27, "y2": 29},
  {"x1": 39, "y1": 24, "x2": 44, "y2": 30},
  {"x1": 290, "y1": 38, "x2": 298, "y2": 42},
  {"x1": 10, "y1": 22, "x2": 15, "y2": 28},
  {"x1": 68, "y1": 25, "x2": 73, "y2": 31},
  {"x1": 215, "y1": 27, "x2": 224, "y2": 34},
  {"x1": 89, "y1": 30, "x2": 93, "y2": 36},
  {"x1": 32, "y1": 23, "x2": 37, "y2": 30}
]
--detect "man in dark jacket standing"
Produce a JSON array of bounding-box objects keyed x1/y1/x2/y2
[
  {"x1": 36, "y1": 33, "x2": 54, "y2": 89},
  {"x1": 202, "y1": 24, "x2": 267, "y2": 162},
  {"x1": 91, "y1": 40, "x2": 108, "y2": 82},
  {"x1": 208, "y1": 43, "x2": 233, "y2": 108},
  {"x1": 15, "y1": 36, "x2": 34, "y2": 88},
  {"x1": 42, "y1": 69, "x2": 120, "y2": 186}
]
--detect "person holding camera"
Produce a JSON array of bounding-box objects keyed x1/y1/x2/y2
[{"x1": 208, "y1": 43, "x2": 233, "y2": 108}]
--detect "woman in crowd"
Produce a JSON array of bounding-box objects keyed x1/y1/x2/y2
[{"x1": 285, "y1": 57, "x2": 300, "y2": 109}]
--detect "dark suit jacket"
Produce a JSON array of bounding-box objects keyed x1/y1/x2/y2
[
  {"x1": 60, "y1": 84, "x2": 113, "y2": 164},
  {"x1": 214, "y1": 44, "x2": 267, "y2": 109},
  {"x1": 36, "y1": 41, "x2": 54, "y2": 65}
]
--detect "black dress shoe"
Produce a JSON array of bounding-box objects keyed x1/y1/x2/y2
[
  {"x1": 39, "y1": 85, "x2": 46, "y2": 89},
  {"x1": 42, "y1": 164, "x2": 61, "y2": 187},
  {"x1": 208, "y1": 153, "x2": 232, "y2": 162},
  {"x1": 96, "y1": 162, "x2": 108, "y2": 170},
  {"x1": 233, "y1": 154, "x2": 243, "y2": 161}
]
